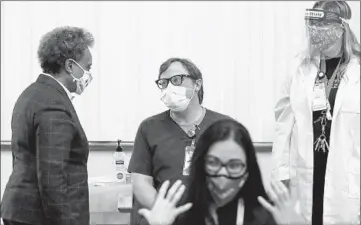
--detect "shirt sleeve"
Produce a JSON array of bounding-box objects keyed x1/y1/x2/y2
[{"x1": 127, "y1": 120, "x2": 153, "y2": 176}]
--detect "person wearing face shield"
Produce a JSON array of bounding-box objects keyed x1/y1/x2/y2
[
  {"x1": 137, "y1": 119, "x2": 306, "y2": 225},
  {"x1": 271, "y1": 1, "x2": 360, "y2": 224},
  {"x1": 1, "y1": 26, "x2": 94, "y2": 225},
  {"x1": 127, "y1": 58, "x2": 232, "y2": 225}
]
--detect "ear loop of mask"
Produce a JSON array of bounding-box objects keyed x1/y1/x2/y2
[
  {"x1": 238, "y1": 172, "x2": 248, "y2": 187},
  {"x1": 69, "y1": 59, "x2": 87, "y2": 82},
  {"x1": 190, "y1": 79, "x2": 202, "y2": 100},
  {"x1": 340, "y1": 18, "x2": 349, "y2": 25}
]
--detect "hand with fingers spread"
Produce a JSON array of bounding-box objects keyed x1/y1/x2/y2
[
  {"x1": 258, "y1": 181, "x2": 305, "y2": 225},
  {"x1": 138, "y1": 180, "x2": 193, "y2": 225}
]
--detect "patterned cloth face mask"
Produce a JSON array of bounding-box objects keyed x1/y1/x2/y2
[{"x1": 307, "y1": 25, "x2": 343, "y2": 52}]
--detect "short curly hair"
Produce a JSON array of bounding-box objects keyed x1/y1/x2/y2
[{"x1": 37, "y1": 26, "x2": 94, "y2": 74}]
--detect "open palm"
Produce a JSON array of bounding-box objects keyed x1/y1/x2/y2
[
  {"x1": 138, "y1": 180, "x2": 193, "y2": 225},
  {"x1": 258, "y1": 181, "x2": 305, "y2": 225}
]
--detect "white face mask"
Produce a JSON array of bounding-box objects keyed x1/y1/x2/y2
[
  {"x1": 70, "y1": 60, "x2": 93, "y2": 95},
  {"x1": 160, "y1": 84, "x2": 196, "y2": 112}
]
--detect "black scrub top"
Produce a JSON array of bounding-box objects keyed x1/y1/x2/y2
[
  {"x1": 128, "y1": 109, "x2": 231, "y2": 225},
  {"x1": 312, "y1": 57, "x2": 341, "y2": 225}
]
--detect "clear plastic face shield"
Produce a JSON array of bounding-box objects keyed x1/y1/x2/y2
[{"x1": 304, "y1": 9, "x2": 347, "y2": 53}]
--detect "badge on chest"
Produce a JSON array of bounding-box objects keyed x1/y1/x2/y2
[
  {"x1": 183, "y1": 139, "x2": 196, "y2": 176},
  {"x1": 313, "y1": 82, "x2": 328, "y2": 111}
]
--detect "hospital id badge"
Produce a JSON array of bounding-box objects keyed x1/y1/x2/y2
[
  {"x1": 183, "y1": 142, "x2": 195, "y2": 176},
  {"x1": 312, "y1": 83, "x2": 327, "y2": 111}
]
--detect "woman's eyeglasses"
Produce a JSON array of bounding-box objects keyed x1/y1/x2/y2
[
  {"x1": 205, "y1": 155, "x2": 247, "y2": 179},
  {"x1": 155, "y1": 74, "x2": 197, "y2": 89}
]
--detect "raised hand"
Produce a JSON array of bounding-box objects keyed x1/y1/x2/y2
[
  {"x1": 138, "y1": 180, "x2": 193, "y2": 225},
  {"x1": 258, "y1": 181, "x2": 305, "y2": 225}
]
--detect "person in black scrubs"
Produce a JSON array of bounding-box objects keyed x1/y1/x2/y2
[
  {"x1": 272, "y1": 1, "x2": 360, "y2": 224},
  {"x1": 128, "y1": 58, "x2": 231, "y2": 225},
  {"x1": 137, "y1": 120, "x2": 305, "y2": 225}
]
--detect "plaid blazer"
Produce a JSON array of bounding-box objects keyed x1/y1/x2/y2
[{"x1": 1, "y1": 74, "x2": 90, "y2": 225}]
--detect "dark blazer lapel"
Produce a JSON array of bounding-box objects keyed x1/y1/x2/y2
[
  {"x1": 36, "y1": 74, "x2": 76, "y2": 113},
  {"x1": 36, "y1": 74, "x2": 87, "y2": 138}
]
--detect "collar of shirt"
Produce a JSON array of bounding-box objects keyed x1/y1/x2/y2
[{"x1": 42, "y1": 73, "x2": 74, "y2": 101}]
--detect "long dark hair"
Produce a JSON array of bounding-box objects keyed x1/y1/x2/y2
[{"x1": 184, "y1": 119, "x2": 269, "y2": 225}]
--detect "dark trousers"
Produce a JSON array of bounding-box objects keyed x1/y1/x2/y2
[{"x1": 2, "y1": 219, "x2": 33, "y2": 225}]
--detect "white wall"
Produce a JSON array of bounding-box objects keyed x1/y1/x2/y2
[
  {"x1": 2, "y1": 1, "x2": 359, "y2": 142},
  {"x1": 1, "y1": 150, "x2": 273, "y2": 201}
]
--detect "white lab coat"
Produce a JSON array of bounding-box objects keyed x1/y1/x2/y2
[{"x1": 271, "y1": 55, "x2": 360, "y2": 224}]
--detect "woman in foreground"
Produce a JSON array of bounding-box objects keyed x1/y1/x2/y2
[{"x1": 138, "y1": 119, "x2": 304, "y2": 225}]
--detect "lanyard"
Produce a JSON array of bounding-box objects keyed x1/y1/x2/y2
[
  {"x1": 316, "y1": 57, "x2": 342, "y2": 99},
  {"x1": 313, "y1": 58, "x2": 342, "y2": 152}
]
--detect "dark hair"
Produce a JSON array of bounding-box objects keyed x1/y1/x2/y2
[
  {"x1": 37, "y1": 26, "x2": 95, "y2": 74},
  {"x1": 159, "y1": 58, "x2": 204, "y2": 104},
  {"x1": 185, "y1": 119, "x2": 269, "y2": 225}
]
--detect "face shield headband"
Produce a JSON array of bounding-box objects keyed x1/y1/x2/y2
[{"x1": 305, "y1": 9, "x2": 348, "y2": 25}]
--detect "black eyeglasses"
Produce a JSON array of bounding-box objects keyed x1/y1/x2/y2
[
  {"x1": 205, "y1": 155, "x2": 247, "y2": 179},
  {"x1": 155, "y1": 74, "x2": 198, "y2": 89}
]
